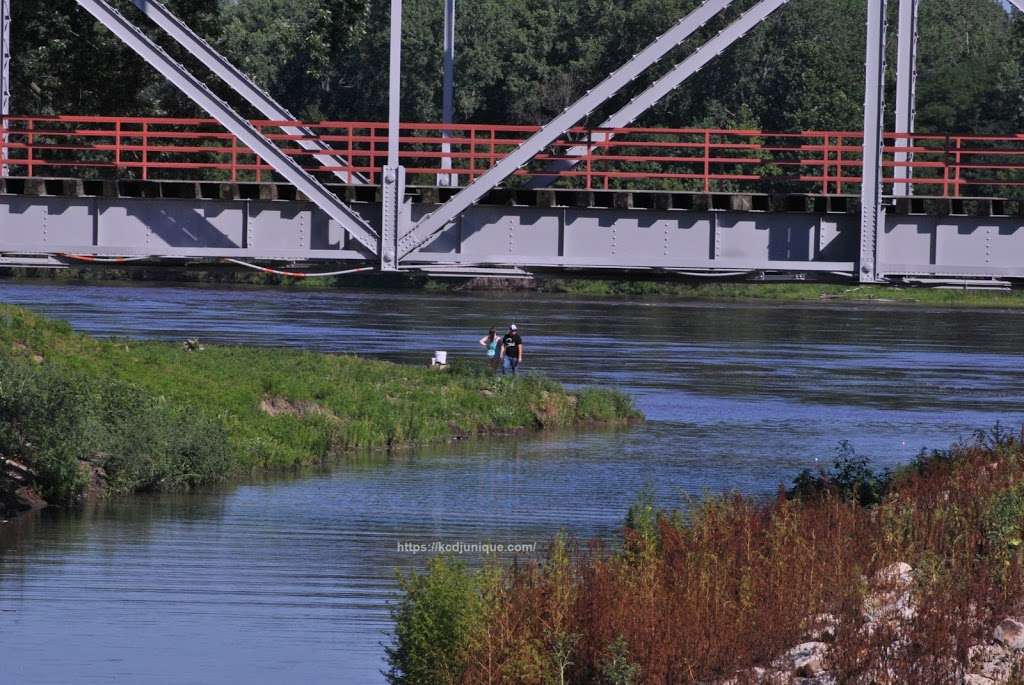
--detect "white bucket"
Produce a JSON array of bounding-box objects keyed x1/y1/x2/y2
[{"x1": 434, "y1": 351, "x2": 448, "y2": 365}]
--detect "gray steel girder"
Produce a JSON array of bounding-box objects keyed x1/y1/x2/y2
[
  {"x1": 73, "y1": 0, "x2": 379, "y2": 254},
  {"x1": 527, "y1": 0, "x2": 790, "y2": 189},
  {"x1": 127, "y1": 0, "x2": 367, "y2": 185},
  {"x1": 396, "y1": 0, "x2": 736, "y2": 258},
  {"x1": 7, "y1": 193, "x2": 1024, "y2": 281},
  {"x1": 892, "y1": 0, "x2": 918, "y2": 197},
  {"x1": 858, "y1": 0, "x2": 888, "y2": 283},
  {"x1": 438, "y1": 0, "x2": 457, "y2": 187}
]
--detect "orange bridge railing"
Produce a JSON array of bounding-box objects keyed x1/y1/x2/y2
[{"x1": 3, "y1": 115, "x2": 1024, "y2": 197}]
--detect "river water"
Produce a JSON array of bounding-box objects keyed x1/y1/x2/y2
[{"x1": 1, "y1": 281, "x2": 1023, "y2": 684}]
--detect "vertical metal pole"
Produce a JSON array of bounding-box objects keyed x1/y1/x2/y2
[
  {"x1": 438, "y1": 0, "x2": 456, "y2": 187},
  {"x1": 893, "y1": 0, "x2": 918, "y2": 197},
  {"x1": 859, "y1": 0, "x2": 888, "y2": 283},
  {"x1": 1, "y1": 0, "x2": 10, "y2": 178},
  {"x1": 387, "y1": 0, "x2": 401, "y2": 170},
  {"x1": 381, "y1": 0, "x2": 405, "y2": 269}
]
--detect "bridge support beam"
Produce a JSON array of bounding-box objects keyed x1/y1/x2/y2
[
  {"x1": 859, "y1": 0, "x2": 888, "y2": 284},
  {"x1": 381, "y1": 0, "x2": 405, "y2": 270},
  {"x1": 126, "y1": 0, "x2": 366, "y2": 185},
  {"x1": 397, "y1": 0, "x2": 736, "y2": 257},
  {"x1": 437, "y1": 0, "x2": 457, "y2": 188},
  {"x1": 73, "y1": 0, "x2": 379, "y2": 255},
  {"x1": 1, "y1": 0, "x2": 10, "y2": 178},
  {"x1": 893, "y1": 0, "x2": 918, "y2": 198},
  {"x1": 527, "y1": 0, "x2": 790, "y2": 189}
]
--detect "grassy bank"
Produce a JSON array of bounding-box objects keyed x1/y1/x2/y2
[
  {"x1": 538, "y1": 279, "x2": 1024, "y2": 308},
  {"x1": 8, "y1": 268, "x2": 1024, "y2": 309},
  {"x1": 387, "y1": 430, "x2": 1024, "y2": 684},
  {"x1": 0, "y1": 305, "x2": 639, "y2": 513}
]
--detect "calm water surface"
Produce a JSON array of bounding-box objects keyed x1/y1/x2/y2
[{"x1": 2, "y1": 281, "x2": 1023, "y2": 683}]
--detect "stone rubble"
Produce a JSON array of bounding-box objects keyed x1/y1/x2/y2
[{"x1": 713, "y1": 562, "x2": 1024, "y2": 685}]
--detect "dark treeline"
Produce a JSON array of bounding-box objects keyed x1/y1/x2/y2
[{"x1": 8, "y1": 0, "x2": 1024, "y2": 133}]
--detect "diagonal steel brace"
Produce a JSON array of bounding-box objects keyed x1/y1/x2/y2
[
  {"x1": 74, "y1": 0, "x2": 379, "y2": 254},
  {"x1": 127, "y1": 0, "x2": 367, "y2": 185},
  {"x1": 527, "y1": 0, "x2": 790, "y2": 189},
  {"x1": 397, "y1": 0, "x2": 735, "y2": 258}
]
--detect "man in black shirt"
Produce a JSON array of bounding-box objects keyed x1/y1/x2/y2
[{"x1": 500, "y1": 324, "x2": 523, "y2": 375}]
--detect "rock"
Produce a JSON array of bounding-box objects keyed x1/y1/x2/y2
[
  {"x1": 968, "y1": 644, "x2": 1012, "y2": 683},
  {"x1": 796, "y1": 676, "x2": 836, "y2": 685},
  {"x1": 964, "y1": 675, "x2": 997, "y2": 685},
  {"x1": 804, "y1": 613, "x2": 839, "y2": 642},
  {"x1": 785, "y1": 642, "x2": 830, "y2": 677},
  {"x1": 875, "y1": 561, "x2": 914, "y2": 588},
  {"x1": 259, "y1": 395, "x2": 335, "y2": 419},
  {"x1": 994, "y1": 618, "x2": 1024, "y2": 651},
  {"x1": 863, "y1": 589, "x2": 916, "y2": 624}
]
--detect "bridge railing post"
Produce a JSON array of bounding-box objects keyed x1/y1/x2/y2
[
  {"x1": 114, "y1": 119, "x2": 122, "y2": 172},
  {"x1": 230, "y1": 130, "x2": 238, "y2": 182},
  {"x1": 346, "y1": 124, "x2": 354, "y2": 185},
  {"x1": 585, "y1": 129, "x2": 593, "y2": 190},
  {"x1": 703, "y1": 130, "x2": 711, "y2": 193},
  {"x1": 142, "y1": 121, "x2": 149, "y2": 181},
  {"x1": 954, "y1": 136, "x2": 963, "y2": 198},
  {"x1": 942, "y1": 135, "x2": 951, "y2": 198},
  {"x1": 26, "y1": 119, "x2": 34, "y2": 178}
]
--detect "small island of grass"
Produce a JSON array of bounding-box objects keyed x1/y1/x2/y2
[{"x1": 0, "y1": 305, "x2": 641, "y2": 518}]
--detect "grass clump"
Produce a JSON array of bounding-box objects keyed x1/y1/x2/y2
[
  {"x1": 0, "y1": 305, "x2": 640, "y2": 505},
  {"x1": 387, "y1": 427, "x2": 1024, "y2": 684}
]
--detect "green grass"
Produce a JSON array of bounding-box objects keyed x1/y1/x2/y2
[
  {"x1": 9, "y1": 269, "x2": 1024, "y2": 309},
  {"x1": 0, "y1": 305, "x2": 640, "y2": 504},
  {"x1": 537, "y1": 279, "x2": 1024, "y2": 307}
]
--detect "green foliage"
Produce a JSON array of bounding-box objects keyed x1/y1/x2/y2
[
  {"x1": 600, "y1": 636, "x2": 641, "y2": 685},
  {"x1": 983, "y1": 486, "x2": 1024, "y2": 567},
  {"x1": 10, "y1": 0, "x2": 1023, "y2": 141},
  {"x1": 386, "y1": 556, "x2": 483, "y2": 685},
  {"x1": 0, "y1": 354, "x2": 230, "y2": 503},
  {"x1": 624, "y1": 487, "x2": 661, "y2": 554},
  {"x1": 789, "y1": 442, "x2": 891, "y2": 507}
]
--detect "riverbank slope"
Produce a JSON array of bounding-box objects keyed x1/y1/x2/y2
[
  {"x1": 0, "y1": 305, "x2": 640, "y2": 518},
  {"x1": 9, "y1": 269, "x2": 1024, "y2": 309}
]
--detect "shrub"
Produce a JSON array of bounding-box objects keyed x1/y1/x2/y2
[
  {"x1": 0, "y1": 358, "x2": 96, "y2": 502},
  {"x1": 789, "y1": 441, "x2": 891, "y2": 506},
  {"x1": 0, "y1": 356, "x2": 231, "y2": 503},
  {"x1": 386, "y1": 557, "x2": 484, "y2": 685}
]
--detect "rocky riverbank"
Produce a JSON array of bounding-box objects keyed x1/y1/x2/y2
[
  {"x1": 386, "y1": 429, "x2": 1024, "y2": 684},
  {"x1": 721, "y1": 561, "x2": 1024, "y2": 684}
]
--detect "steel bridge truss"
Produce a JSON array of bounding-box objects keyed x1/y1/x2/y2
[{"x1": 0, "y1": 0, "x2": 1022, "y2": 283}]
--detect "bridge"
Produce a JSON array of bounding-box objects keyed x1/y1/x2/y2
[{"x1": 2, "y1": 0, "x2": 1024, "y2": 284}]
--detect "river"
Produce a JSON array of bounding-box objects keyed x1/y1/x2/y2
[{"x1": 1, "y1": 281, "x2": 1023, "y2": 684}]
